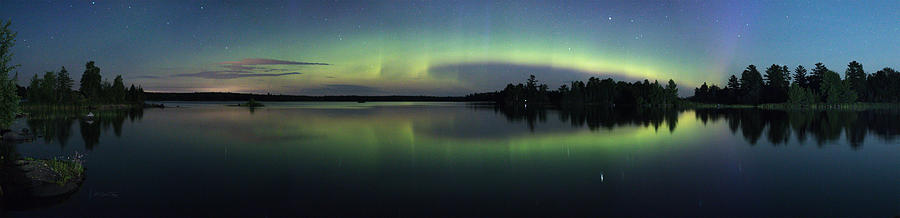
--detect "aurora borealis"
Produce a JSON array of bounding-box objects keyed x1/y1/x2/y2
[{"x1": 2, "y1": 0, "x2": 898, "y2": 96}]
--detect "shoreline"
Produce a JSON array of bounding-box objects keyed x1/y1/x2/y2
[
  {"x1": 16, "y1": 101, "x2": 900, "y2": 111},
  {"x1": 683, "y1": 102, "x2": 900, "y2": 110},
  {"x1": 20, "y1": 103, "x2": 160, "y2": 111}
]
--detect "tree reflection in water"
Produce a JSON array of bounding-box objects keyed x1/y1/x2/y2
[
  {"x1": 695, "y1": 108, "x2": 900, "y2": 148},
  {"x1": 21, "y1": 106, "x2": 900, "y2": 150},
  {"x1": 477, "y1": 104, "x2": 682, "y2": 133},
  {"x1": 490, "y1": 104, "x2": 900, "y2": 148},
  {"x1": 24, "y1": 108, "x2": 144, "y2": 150}
]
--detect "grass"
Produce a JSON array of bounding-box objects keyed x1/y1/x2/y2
[{"x1": 31, "y1": 158, "x2": 84, "y2": 186}]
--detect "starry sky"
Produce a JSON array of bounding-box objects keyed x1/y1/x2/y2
[{"x1": 1, "y1": 0, "x2": 898, "y2": 96}]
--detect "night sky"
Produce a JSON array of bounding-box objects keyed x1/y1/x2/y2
[{"x1": 1, "y1": 0, "x2": 898, "y2": 96}]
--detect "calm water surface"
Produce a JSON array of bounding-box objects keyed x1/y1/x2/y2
[{"x1": 3, "y1": 102, "x2": 899, "y2": 216}]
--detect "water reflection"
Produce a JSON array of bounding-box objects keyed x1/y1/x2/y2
[
  {"x1": 5, "y1": 103, "x2": 900, "y2": 216},
  {"x1": 23, "y1": 108, "x2": 144, "y2": 150},
  {"x1": 1, "y1": 109, "x2": 143, "y2": 210},
  {"x1": 490, "y1": 105, "x2": 900, "y2": 148},
  {"x1": 16, "y1": 105, "x2": 900, "y2": 151},
  {"x1": 482, "y1": 105, "x2": 682, "y2": 133},
  {"x1": 694, "y1": 109, "x2": 900, "y2": 148}
]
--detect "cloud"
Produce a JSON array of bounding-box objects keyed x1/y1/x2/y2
[
  {"x1": 131, "y1": 75, "x2": 160, "y2": 79},
  {"x1": 173, "y1": 58, "x2": 328, "y2": 80},
  {"x1": 218, "y1": 58, "x2": 329, "y2": 66},
  {"x1": 174, "y1": 71, "x2": 302, "y2": 79},
  {"x1": 221, "y1": 65, "x2": 260, "y2": 71}
]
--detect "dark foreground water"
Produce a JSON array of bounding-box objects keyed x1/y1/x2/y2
[{"x1": 2, "y1": 102, "x2": 899, "y2": 216}]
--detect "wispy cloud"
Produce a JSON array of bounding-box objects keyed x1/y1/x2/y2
[
  {"x1": 132, "y1": 75, "x2": 160, "y2": 79},
  {"x1": 174, "y1": 58, "x2": 327, "y2": 80},
  {"x1": 174, "y1": 71, "x2": 302, "y2": 79}
]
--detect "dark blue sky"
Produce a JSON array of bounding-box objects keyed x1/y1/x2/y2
[{"x1": 2, "y1": 0, "x2": 898, "y2": 95}]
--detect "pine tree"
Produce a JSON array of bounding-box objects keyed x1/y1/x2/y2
[
  {"x1": 740, "y1": 65, "x2": 764, "y2": 105},
  {"x1": 80, "y1": 61, "x2": 102, "y2": 102},
  {"x1": 27, "y1": 74, "x2": 41, "y2": 103},
  {"x1": 665, "y1": 79, "x2": 678, "y2": 104},
  {"x1": 793, "y1": 65, "x2": 808, "y2": 88},
  {"x1": 56, "y1": 66, "x2": 73, "y2": 103},
  {"x1": 764, "y1": 64, "x2": 789, "y2": 88},
  {"x1": 763, "y1": 64, "x2": 790, "y2": 103},
  {"x1": 112, "y1": 75, "x2": 125, "y2": 103},
  {"x1": 844, "y1": 61, "x2": 867, "y2": 101},
  {"x1": 809, "y1": 63, "x2": 828, "y2": 93},
  {"x1": 40, "y1": 71, "x2": 57, "y2": 104},
  {"x1": 727, "y1": 75, "x2": 740, "y2": 90},
  {"x1": 0, "y1": 20, "x2": 20, "y2": 127}
]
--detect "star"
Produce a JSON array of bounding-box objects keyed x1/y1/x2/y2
[{"x1": 608, "y1": 16, "x2": 612, "y2": 21}]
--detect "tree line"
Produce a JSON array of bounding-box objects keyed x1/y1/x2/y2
[
  {"x1": 691, "y1": 61, "x2": 899, "y2": 105},
  {"x1": 2, "y1": 20, "x2": 147, "y2": 129},
  {"x1": 23, "y1": 61, "x2": 146, "y2": 106},
  {"x1": 472, "y1": 75, "x2": 679, "y2": 107}
]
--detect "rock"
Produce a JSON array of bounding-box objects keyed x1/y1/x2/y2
[
  {"x1": 16, "y1": 160, "x2": 84, "y2": 198},
  {"x1": 2, "y1": 132, "x2": 22, "y2": 141}
]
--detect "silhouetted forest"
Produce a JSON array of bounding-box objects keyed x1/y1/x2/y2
[
  {"x1": 21, "y1": 61, "x2": 146, "y2": 106},
  {"x1": 468, "y1": 75, "x2": 680, "y2": 107},
  {"x1": 691, "y1": 62, "x2": 899, "y2": 105}
]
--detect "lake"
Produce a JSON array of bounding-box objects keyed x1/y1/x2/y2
[{"x1": 2, "y1": 102, "x2": 899, "y2": 216}]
